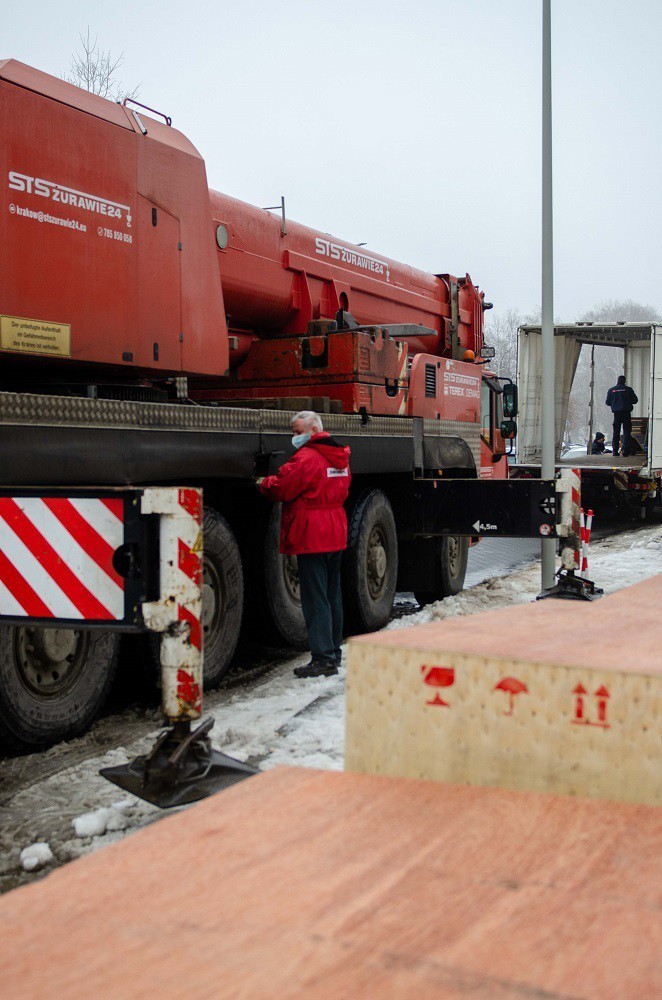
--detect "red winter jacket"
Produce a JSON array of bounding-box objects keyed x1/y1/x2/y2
[{"x1": 260, "y1": 433, "x2": 351, "y2": 555}]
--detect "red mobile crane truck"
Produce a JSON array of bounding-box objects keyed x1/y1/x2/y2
[{"x1": 0, "y1": 60, "x2": 572, "y2": 754}]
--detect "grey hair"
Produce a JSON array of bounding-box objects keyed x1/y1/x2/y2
[{"x1": 290, "y1": 410, "x2": 323, "y2": 433}]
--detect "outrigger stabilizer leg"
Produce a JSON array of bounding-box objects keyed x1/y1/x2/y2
[
  {"x1": 100, "y1": 487, "x2": 257, "y2": 808},
  {"x1": 100, "y1": 717, "x2": 257, "y2": 809}
]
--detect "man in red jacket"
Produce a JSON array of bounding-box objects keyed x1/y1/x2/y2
[{"x1": 259, "y1": 411, "x2": 351, "y2": 678}]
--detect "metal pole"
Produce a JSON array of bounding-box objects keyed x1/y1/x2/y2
[
  {"x1": 541, "y1": 0, "x2": 556, "y2": 589},
  {"x1": 587, "y1": 344, "x2": 595, "y2": 454}
]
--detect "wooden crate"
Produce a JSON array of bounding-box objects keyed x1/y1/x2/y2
[
  {"x1": 346, "y1": 575, "x2": 662, "y2": 805},
  {"x1": 0, "y1": 767, "x2": 660, "y2": 999}
]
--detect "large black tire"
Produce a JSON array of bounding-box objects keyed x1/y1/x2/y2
[
  {"x1": 200, "y1": 508, "x2": 244, "y2": 688},
  {"x1": 414, "y1": 535, "x2": 468, "y2": 607},
  {"x1": 343, "y1": 490, "x2": 398, "y2": 633},
  {"x1": 0, "y1": 626, "x2": 119, "y2": 750},
  {"x1": 243, "y1": 505, "x2": 308, "y2": 650}
]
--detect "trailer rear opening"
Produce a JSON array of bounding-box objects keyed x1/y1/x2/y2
[{"x1": 515, "y1": 322, "x2": 662, "y2": 516}]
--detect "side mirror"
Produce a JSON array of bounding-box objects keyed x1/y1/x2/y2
[
  {"x1": 500, "y1": 419, "x2": 517, "y2": 440},
  {"x1": 502, "y1": 383, "x2": 518, "y2": 418},
  {"x1": 480, "y1": 345, "x2": 496, "y2": 360}
]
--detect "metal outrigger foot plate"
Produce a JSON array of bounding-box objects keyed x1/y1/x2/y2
[
  {"x1": 537, "y1": 570, "x2": 604, "y2": 602},
  {"x1": 100, "y1": 717, "x2": 258, "y2": 809}
]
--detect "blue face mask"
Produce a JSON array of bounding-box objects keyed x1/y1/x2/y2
[{"x1": 292, "y1": 432, "x2": 310, "y2": 449}]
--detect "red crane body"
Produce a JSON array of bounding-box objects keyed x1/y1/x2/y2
[{"x1": 1, "y1": 62, "x2": 486, "y2": 382}]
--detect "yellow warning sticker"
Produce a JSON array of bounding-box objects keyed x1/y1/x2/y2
[
  {"x1": 1, "y1": 315, "x2": 71, "y2": 357},
  {"x1": 191, "y1": 530, "x2": 204, "y2": 553}
]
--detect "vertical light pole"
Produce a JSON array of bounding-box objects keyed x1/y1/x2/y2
[{"x1": 541, "y1": 0, "x2": 556, "y2": 590}]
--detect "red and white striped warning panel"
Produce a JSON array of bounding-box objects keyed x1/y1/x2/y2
[{"x1": 0, "y1": 496, "x2": 124, "y2": 621}]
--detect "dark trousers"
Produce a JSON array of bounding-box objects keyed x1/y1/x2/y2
[
  {"x1": 612, "y1": 412, "x2": 632, "y2": 455},
  {"x1": 297, "y1": 551, "x2": 343, "y2": 665}
]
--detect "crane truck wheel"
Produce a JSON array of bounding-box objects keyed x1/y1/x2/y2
[
  {"x1": 243, "y1": 506, "x2": 308, "y2": 650},
  {"x1": 198, "y1": 508, "x2": 244, "y2": 688},
  {"x1": 342, "y1": 490, "x2": 398, "y2": 633},
  {"x1": 0, "y1": 627, "x2": 119, "y2": 750},
  {"x1": 414, "y1": 535, "x2": 468, "y2": 607}
]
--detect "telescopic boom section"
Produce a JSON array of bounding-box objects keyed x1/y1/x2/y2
[{"x1": 210, "y1": 190, "x2": 487, "y2": 367}]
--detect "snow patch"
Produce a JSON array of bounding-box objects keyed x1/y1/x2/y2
[
  {"x1": 20, "y1": 842, "x2": 53, "y2": 872},
  {"x1": 73, "y1": 803, "x2": 131, "y2": 839}
]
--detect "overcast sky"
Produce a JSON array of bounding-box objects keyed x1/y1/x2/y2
[{"x1": 4, "y1": 0, "x2": 661, "y2": 321}]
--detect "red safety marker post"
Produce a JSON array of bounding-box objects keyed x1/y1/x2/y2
[
  {"x1": 538, "y1": 471, "x2": 602, "y2": 601},
  {"x1": 580, "y1": 508, "x2": 594, "y2": 579}
]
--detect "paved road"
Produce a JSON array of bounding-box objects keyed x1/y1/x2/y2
[
  {"x1": 393, "y1": 536, "x2": 541, "y2": 614},
  {"x1": 465, "y1": 537, "x2": 540, "y2": 588}
]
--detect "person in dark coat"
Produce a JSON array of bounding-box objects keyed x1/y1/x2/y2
[
  {"x1": 591, "y1": 432, "x2": 606, "y2": 455},
  {"x1": 259, "y1": 411, "x2": 351, "y2": 678},
  {"x1": 606, "y1": 375, "x2": 638, "y2": 456}
]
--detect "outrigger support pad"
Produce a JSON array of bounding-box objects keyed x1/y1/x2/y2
[
  {"x1": 537, "y1": 568, "x2": 604, "y2": 602},
  {"x1": 100, "y1": 717, "x2": 258, "y2": 809}
]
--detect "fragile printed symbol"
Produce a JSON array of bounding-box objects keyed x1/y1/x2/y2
[
  {"x1": 421, "y1": 665, "x2": 454, "y2": 707},
  {"x1": 494, "y1": 677, "x2": 528, "y2": 715},
  {"x1": 571, "y1": 683, "x2": 611, "y2": 728}
]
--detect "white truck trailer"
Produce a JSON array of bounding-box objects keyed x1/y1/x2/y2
[{"x1": 515, "y1": 322, "x2": 662, "y2": 517}]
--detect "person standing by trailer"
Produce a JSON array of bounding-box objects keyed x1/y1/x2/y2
[
  {"x1": 606, "y1": 376, "x2": 638, "y2": 456},
  {"x1": 258, "y1": 411, "x2": 351, "y2": 678}
]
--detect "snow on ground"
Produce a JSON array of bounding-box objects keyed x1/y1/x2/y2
[
  {"x1": 73, "y1": 802, "x2": 133, "y2": 838},
  {"x1": 2, "y1": 523, "x2": 661, "y2": 890},
  {"x1": 19, "y1": 842, "x2": 53, "y2": 872}
]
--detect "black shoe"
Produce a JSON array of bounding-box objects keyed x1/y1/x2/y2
[{"x1": 294, "y1": 659, "x2": 338, "y2": 678}]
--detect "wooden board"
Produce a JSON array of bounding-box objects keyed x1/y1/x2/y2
[
  {"x1": 0, "y1": 767, "x2": 660, "y2": 999},
  {"x1": 346, "y1": 575, "x2": 662, "y2": 805},
  {"x1": 556, "y1": 454, "x2": 646, "y2": 468}
]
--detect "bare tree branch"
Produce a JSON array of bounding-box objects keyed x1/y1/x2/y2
[
  {"x1": 579, "y1": 299, "x2": 661, "y2": 324},
  {"x1": 64, "y1": 28, "x2": 140, "y2": 102}
]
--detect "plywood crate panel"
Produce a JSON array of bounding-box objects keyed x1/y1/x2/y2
[
  {"x1": 0, "y1": 768, "x2": 660, "y2": 999},
  {"x1": 346, "y1": 575, "x2": 662, "y2": 805}
]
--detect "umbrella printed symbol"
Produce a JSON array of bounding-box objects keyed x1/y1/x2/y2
[{"x1": 494, "y1": 677, "x2": 528, "y2": 715}]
